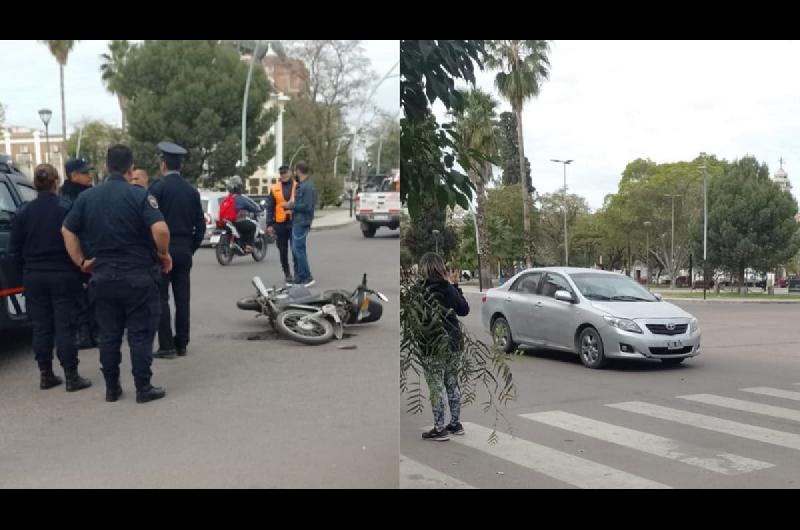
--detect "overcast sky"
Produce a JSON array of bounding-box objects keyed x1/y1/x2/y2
[
  {"x1": 435, "y1": 40, "x2": 800, "y2": 210},
  {"x1": 0, "y1": 39, "x2": 398, "y2": 136}
]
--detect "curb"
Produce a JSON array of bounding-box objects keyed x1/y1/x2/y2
[
  {"x1": 311, "y1": 219, "x2": 357, "y2": 232},
  {"x1": 662, "y1": 297, "x2": 800, "y2": 304}
]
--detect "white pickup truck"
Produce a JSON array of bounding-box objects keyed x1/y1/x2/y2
[{"x1": 355, "y1": 174, "x2": 401, "y2": 238}]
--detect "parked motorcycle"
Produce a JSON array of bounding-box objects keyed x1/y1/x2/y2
[
  {"x1": 236, "y1": 273, "x2": 389, "y2": 345},
  {"x1": 212, "y1": 219, "x2": 268, "y2": 265}
]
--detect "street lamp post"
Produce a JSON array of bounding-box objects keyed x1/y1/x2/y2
[
  {"x1": 38, "y1": 108, "x2": 52, "y2": 164},
  {"x1": 432, "y1": 229, "x2": 441, "y2": 255},
  {"x1": 699, "y1": 153, "x2": 708, "y2": 300},
  {"x1": 351, "y1": 60, "x2": 399, "y2": 182},
  {"x1": 664, "y1": 194, "x2": 682, "y2": 289},
  {"x1": 551, "y1": 159, "x2": 574, "y2": 266},
  {"x1": 289, "y1": 144, "x2": 306, "y2": 168},
  {"x1": 644, "y1": 221, "x2": 652, "y2": 286},
  {"x1": 241, "y1": 40, "x2": 264, "y2": 170}
]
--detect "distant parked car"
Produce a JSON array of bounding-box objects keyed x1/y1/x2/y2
[
  {"x1": 779, "y1": 278, "x2": 789, "y2": 288},
  {"x1": 693, "y1": 279, "x2": 714, "y2": 289},
  {"x1": 789, "y1": 279, "x2": 800, "y2": 293}
]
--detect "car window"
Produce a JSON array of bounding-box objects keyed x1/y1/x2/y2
[
  {"x1": 570, "y1": 272, "x2": 657, "y2": 302},
  {"x1": 0, "y1": 182, "x2": 16, "y2": 213},
  {"x1": 511, "y1": 272, "x2": 543, "y2": 294},
  {"x1": 16, "y1": 184, "x2": 37, "y2": 203},
  {"x1": 541, "y1": 273, "x2": 573, "y2": 298}
]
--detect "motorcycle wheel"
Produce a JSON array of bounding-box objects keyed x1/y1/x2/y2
[
  {"x1": 215, "y1": 235, "x2": 234, "y2": 266},
  {"x1": 236, "y1": 295, "x2": 261, "y2": 312},
  {"x1": 252, "y1": 234, "x2": 268, "y2": 262},
  {"x1": 275, "y1": 309, "x2": 335, "y2": 345}
]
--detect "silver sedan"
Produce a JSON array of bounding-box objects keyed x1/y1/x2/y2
[{"x1": 481, "y1": 267, "x2": 701, "y2": 368}]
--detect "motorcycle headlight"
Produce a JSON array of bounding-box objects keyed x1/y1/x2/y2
[
  {"x1": 603, "y1": 316, "x2": 643, "y2": 334},
  {"x1": 690, "y1": 317, "x2": 699, "y2": 333}
]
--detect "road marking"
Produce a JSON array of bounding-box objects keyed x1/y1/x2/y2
[
  {"x1": 608, "y1": 401, "x2": 800, "y2": 451},
  {"x1": 453, "y1": 422, "x2": 670, "y2": 489},
  {"x1": 520, "y1": 410, "x2": 772, "y2": 475},
  {"x1": 679, "y1": 393, "x2": 800, "y2": 423},
  {"x1": 742, "y1": 387, "x2": 800, "y2": 402},
  {"x1": 399, "y1": 455, "x2": 476, "y2": 489}
]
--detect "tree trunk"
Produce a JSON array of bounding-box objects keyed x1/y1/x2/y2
[
  {"x1": 60, "y1": 63, "x2": 67, "y2": 144},
  {"x1": 737, "y1": 266, "x2": 745, "y2": 295},
  {"x1": 476, "y1": 163, "x2": 493, "y2": 289},
  {"x1": 118, "y1": 94, "x2": 127, "y2": 131},
  {"x1": 515, "y1": 108, "x2": 532, "y2": 267}
]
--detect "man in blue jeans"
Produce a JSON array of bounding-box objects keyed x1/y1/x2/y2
[{"x1": 282, "y1": 161, "x2": 316, "y2": 287}]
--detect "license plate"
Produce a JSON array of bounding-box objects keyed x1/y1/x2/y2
[
  {"x1": 373, "y1": 214, "x2": 389, "y2": 221},
  {"x1": 667, "y1": 340, "x2": 683, "y2": 350},
  {"x1": 210, "y1": 234, "x2": 220, "y2": 244}
]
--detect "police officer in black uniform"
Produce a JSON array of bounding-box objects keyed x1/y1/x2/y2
[
  {"x1": 148, "y1": 142, "x2": 205, "y2": 359},
  {"x1": 62, "y1": 144, "x2": 171, "y2": 403},
  {"x1": 60, "y1": 157, "x2": 97, "y2": 349}
]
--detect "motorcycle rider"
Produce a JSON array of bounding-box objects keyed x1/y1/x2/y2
[{"x1": 219, "y1": 176, "x2": 260, "y2": 253}]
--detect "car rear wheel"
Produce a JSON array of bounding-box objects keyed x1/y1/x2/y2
[
  {"x1": 491, "y1": 316, "x2": 516, "y2": 353},
  {"x1": 577, "y1": 327, "x2": 607, "y2": 369},
  {"x1": 660, "y1": 357, "x2": 685, "y2": 366}
]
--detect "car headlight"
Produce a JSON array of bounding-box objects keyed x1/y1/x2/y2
[
  {"x1": 690, "y1": 317, "x2": 699, "y2": 333},
  {"x1": 603, "y1": 316, "x2": 643, "y2": 334}
]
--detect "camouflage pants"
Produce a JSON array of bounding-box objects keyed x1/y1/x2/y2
[{"x1": 425, "y1": 353, "x2": 462, "y2": 429}]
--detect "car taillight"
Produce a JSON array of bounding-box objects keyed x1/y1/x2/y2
[{"x1": 481, "y1": 295, "x2": 487, "y2": 304}]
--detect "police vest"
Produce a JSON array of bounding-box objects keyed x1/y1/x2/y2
[{"x1": 272, "y1": 180, "x2": 297, "y2": 223}]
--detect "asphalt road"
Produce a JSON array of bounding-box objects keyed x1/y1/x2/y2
[
  {"x1": 401, "y1": 294, "x2": 800, "y2": 488},
  {"x1": 0, "y1": 222, "x2": 399, "y2": 488}
]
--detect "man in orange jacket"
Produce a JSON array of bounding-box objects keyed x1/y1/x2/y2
[{"x1": 266, "y1": 165, "x2": 296, "y2": 284}]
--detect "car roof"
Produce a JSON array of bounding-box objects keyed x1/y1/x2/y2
[{"x1": 517, "y1": 267, "x2": 621, "y2": 277}]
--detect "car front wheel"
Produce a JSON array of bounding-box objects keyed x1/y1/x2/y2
[
  {"x1": 577, "y1": 327, "x2": 607, "y2": 369},
  {"x1": 491, "y1": 316, "x2": 516, "y2": 353}
]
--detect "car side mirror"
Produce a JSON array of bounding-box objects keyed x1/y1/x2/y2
[
  {"x1": 554, "y1": 290, "x2": 575, "y2": 303},
  {"x1": 653, "y1": 292, "x2": 663, "y2": 301}
]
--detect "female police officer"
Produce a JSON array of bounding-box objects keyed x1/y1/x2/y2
[{"x1": 8, "y1": 163, "x2": 92, "y2": 391}]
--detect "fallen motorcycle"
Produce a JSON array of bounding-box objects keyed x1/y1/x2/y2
[{"x1": 236, "y1": 274, "x2": 389, "y2": 345}]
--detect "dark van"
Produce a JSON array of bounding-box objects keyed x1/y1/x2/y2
[
  {"x1": 788, "y1": 278, "x2": 800, "y2": 294},
  {"x1": 0, "y1": 154, "x2": 37, "y2": 331}
]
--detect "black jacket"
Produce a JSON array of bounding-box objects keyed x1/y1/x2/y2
[
  {"x1": 423, "y1": 278, "x2": 470, "y2": 350},
  {"x1": 148, "y1": 172, "x2": 206, "y2": 252},
  {"x1": 8, "y1": 191, "x2": 77, "y2": 274}
]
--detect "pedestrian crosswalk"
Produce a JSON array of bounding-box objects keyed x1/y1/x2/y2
[{"x1": 402, "y1": 382, "x2": 800, "y2": 488}]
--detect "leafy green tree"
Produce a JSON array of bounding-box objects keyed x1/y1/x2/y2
[
  {"x1": 707, "y1": 156, "x2": 800, "y2": 293},
  {"x1": 495, "y1": 111, "x2": 531, "y2": 188},
  {"x1": 39, "y1": 40, "x2": 77, "y2": 141},
  {"x1": 63, "y1": 120, "x2": 128, "y2": 180},
  {"x1": 366, "y1": 111, "x2": 400, "y2": 176},
  {"x1": 535, "y1": 190, "x2": 591, "y2": 266},
  {"x1": 281, "y1": 40, "x2": 373, "y2": 206},
  {"x1": 403, "y1": 197, "x2": 459, "y2": 262},
  {"x1": 100, "y1": 40, "x2": 132, "y2": 130},
  {"x1": 400, "y1": 40, "x2": 486, "y2": 218},
  {"x1": 486, "y1": 40, "x2": 551, "y2": 266},
  {"x1": 452, "y1": 88, "x2": 499, "y2": 288},
  {"x1": 118, "y1": 40, "x2": 277, "y2": 184}
]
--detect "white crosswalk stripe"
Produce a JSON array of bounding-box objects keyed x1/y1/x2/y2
[
  {"x1": 741, "y1": 387, "x2": 800, "y2": 402},
  {"x1": 678, "y1": 394, "x2": 800, "y2": 422},
  {"x1": 400, "y1": 455, "x2": 475, "y2": 489},
  {"x1": 520, "y1": 410, "x2": 773, "y2": 475},
  {"x1": 453, "y1": 422, "x2": 670, "y2": 489},
  {"x1": 608, "y1": 401, "x2": 800, "y2": 451}
]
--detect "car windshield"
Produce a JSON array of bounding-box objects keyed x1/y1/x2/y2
[{"x1": 570, "y1": 273, "x2": 657, "y2": 302}]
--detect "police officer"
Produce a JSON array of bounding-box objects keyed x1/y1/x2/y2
[
  {"x1": 8, "y1": 163, "x2": 92, "y2": 392},
  {"x1": 266, "y1": 164, "x2": 296, "y2": 284},
  {"x1": 148, "y1": 142, "x2": 205, "y2": 359},
  {"x1": 62, "y1": 144, "x2": 171, "y2": 403},
  {"x1": 60, "y1": 157, "x2": 96, "y2": 349}
]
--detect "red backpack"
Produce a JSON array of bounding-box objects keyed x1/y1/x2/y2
[{"x1": 217, "y1": 194, "x2": 238, "y2": 227}]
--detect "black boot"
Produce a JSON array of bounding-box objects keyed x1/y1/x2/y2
[
  {"x1": 136, "y1": 384, "x2": 166, "y2": 404},
  {"x1": 40, "y1": 370, "x2": 63, "y2": 390},
  {"x1": 153, "y1": 348, "x2": 177, "y2": 359},
  {"x1": 65, "y1": 368, "x2": 92, "y2": 392},
  {"x1": 75, "y1": 326, "x2": 94, "y2": 350},
  {"x1": 176, "y1": 346, "x2": 187, "y2": 357},
  {"x1": 105, "y1": 381, "x2": 123, "y2": 402}
]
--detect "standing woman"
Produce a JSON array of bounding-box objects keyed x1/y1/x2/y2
[
  {"x1": 8, "y1": 164, "x2": 91, "y2": 391},
  {"x1": 418, "y1": 252, "x2": 470, "y2": 441}
]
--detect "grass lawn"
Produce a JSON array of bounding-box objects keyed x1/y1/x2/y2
[{"x1": 653, "y1": 289, "x2": 800, "y2": 300}]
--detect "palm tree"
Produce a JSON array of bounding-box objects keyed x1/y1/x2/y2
[
  {"x1": 453, "y1": 88, "x2": 499, "y2": 289},
  {"x1": 486, "y1": 40, "x2": 551, "y2": 267},
  {"x1": 100, "y1": 40, "x2": 131, "y2": 130},
  {"x1": 39, "y1": 40, "x2": 77, "y2": 145}
]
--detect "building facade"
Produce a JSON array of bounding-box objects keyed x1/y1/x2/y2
[
  {"x1": 773, "y1": 158, "x2": 791, "y2": 193},
  {"x1": 2, "y1": 127, "x2": 66, "y2": 180}
]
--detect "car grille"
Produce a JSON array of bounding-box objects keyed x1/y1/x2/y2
[
  {"x1": 646, "y1": 323, "x2": 688, "y2": 335},
  {"x1": 649, "y1": 346, "x2": 694, "y2": 355}
]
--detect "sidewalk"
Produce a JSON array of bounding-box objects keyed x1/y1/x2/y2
[{"x1": 311, "y1": 207, "x2": 357, "y2": 231}]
